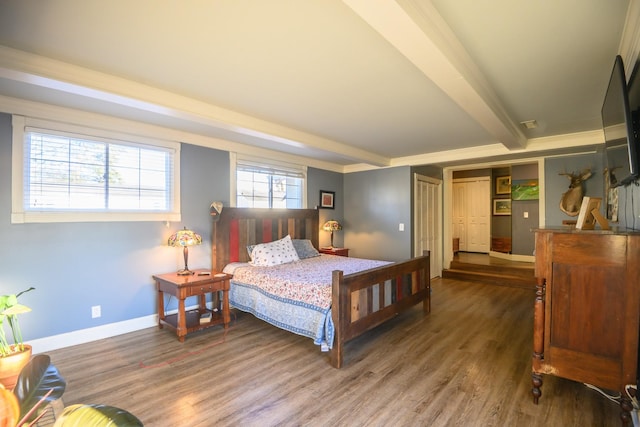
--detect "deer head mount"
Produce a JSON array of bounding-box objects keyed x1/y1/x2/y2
[{"x1": 559, "y1": 169, "x2": 592, "y2": 216}]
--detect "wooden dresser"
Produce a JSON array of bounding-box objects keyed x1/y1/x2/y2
[{"x1": 532, "y1": 228, "x2": 640, "y2": 425}]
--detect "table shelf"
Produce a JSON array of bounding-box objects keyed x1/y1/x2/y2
[{"x1": 160, "y1": 308, "x2": 225, "y2": 335}]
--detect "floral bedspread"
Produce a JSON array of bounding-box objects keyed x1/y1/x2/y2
[{"x1": 226, "y1": 254, "x2": 390, "y2": 348}]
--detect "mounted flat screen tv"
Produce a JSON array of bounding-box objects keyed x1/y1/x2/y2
[{"x1": 602, "y1": 55, "x2": 640, "y2": 188}]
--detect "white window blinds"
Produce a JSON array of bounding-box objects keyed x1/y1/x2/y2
[
  {"x1": 235, "y1": 156, "x2": 306, "y2": 208},
  {"x1": 12, "y1": 115, "x2": 180, "y2": 223}
]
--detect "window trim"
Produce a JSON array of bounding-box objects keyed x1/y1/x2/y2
[
  {"x1": 230, "y1": 152, "x2": 307, "y2": 208},
  {"x1": 11, "y1": 115, "x2": 182, "y2": 223}
]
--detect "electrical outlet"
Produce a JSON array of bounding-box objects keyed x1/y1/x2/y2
[{"x1": 91, "y1": 305, "x2": 101, "y2": 318}]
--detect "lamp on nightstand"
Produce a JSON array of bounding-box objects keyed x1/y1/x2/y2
[
  {"x1": 168, "y1": 227, "x2": 202, "y2": 275},
  {"x1": 322, "y1": 220, "x2": 342, "y2": 248}
]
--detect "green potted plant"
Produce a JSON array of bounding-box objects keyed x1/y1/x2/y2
[{"x1": 0, "y1": 287, "x2": 35, "y2": 390}]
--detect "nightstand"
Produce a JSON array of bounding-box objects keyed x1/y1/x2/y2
[
  {"x1": 319, "y1": 247, "x2": 349, "y2": 257},
  {"x1": 153, "y1": 269, "x2": 231, "y2": 342}
]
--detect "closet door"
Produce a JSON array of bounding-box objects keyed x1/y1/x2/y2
[
  {"x1": 452, "y1": 182, "x2": 467, "y2": 250},
  {"x1": 414, "y1": 174, "x2": 441, "y2": 278},
  {"x1": 452, "y1": 178, "x2": 490, "y2": 253},
  {"x1": 467, "y1": 179, "x2": 490, "y2": 253}
]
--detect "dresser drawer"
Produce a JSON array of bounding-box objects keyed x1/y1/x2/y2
[{"x1": 186, "y1": 283, "x2": 216, "y2": 297}]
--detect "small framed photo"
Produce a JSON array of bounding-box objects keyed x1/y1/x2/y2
[
  {"x1": 576, "y1": 196, "x2": 605, "y2": 230},
  {"x1": 493, "y1": 199, "x2": 511, "y2": 216},
  {"x1": 496, "y1": 176, "x2": 511, "y2": 195},
  {"x1": 319, "y1": 190, "x2": 335, "y2": 209}
]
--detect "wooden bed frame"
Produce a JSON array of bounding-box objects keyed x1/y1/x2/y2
[{"x1": 211, "y1": 207, "x2": 431, "y2": 368}]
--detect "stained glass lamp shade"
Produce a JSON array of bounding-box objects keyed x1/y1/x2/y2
[
  {"x1": 322, "y1": 220, "x2": 342, "y2": 248},
  {"x1": 168, "y1": 227, "x2": 202, "y2": 275}
]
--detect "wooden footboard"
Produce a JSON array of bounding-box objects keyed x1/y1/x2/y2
[{"x1": 330, "y1": 251, "x2": 431, "y2": 368}]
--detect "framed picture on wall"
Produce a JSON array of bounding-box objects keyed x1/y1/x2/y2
[
  {"x1": 511, "y1": 179, "x2": 539, "y2": 200},
  {"x1": 496, "y1": 176, "x2": 511, "y2": 194},
  {"x1": 319, "y1": 190, "x2": 335, "y2": 209},
  {"x1": 493, "y1": 198, "x2": 511, "y2": 215}
]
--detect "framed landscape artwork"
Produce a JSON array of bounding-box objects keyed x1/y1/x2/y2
[
  {"x1": 496, "y1": 176, "x2": 511, "y2": 194},
  {"x1": 511, "y1": 179, "x2": 539, "y2": 200},
  {"x1": 493, "y1": 199, "x2": 511, "y2": 215}
]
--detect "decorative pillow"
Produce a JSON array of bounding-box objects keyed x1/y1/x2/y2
[
  {"x1": 292, "y1": 239, "x2": 320, "y2": 259},
  {"x1": 249, "y1": 235, "x2": 300, "y2": 267},
  {"x1": 246, "y1": 244, "x2": 256, "y2": 259}
]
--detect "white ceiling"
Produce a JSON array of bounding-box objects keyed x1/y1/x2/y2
[{"x1": 0, "y1": 0, "x2": 638, "y2": 171}]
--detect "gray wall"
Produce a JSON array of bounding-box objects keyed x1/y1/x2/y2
[
  {"x1": 344, "y1": 166, "x2": 412, "y2": 262},
  {"x1": 491, "y1": 166, "x2": 511, "y2": 239},
  {"x1": 307, "y1": 167, "x2": 344, "y2": 248},
  {"x1": 511, "y1": 163, "x2": 538, "y2": 256}
]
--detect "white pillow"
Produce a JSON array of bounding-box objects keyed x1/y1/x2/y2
[{"x1": 249, "y1": 235, "x2": 300, "y2": 267}]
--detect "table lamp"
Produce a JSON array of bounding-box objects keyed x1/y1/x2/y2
[
  {"x1": 168, "y1": 227, "x2": 202, "y2": 275},
  {"x1": 322, "y1": 220, "x2": 342, "y2": 248}
]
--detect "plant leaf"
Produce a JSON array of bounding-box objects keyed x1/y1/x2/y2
[
  {"x1": 1, "y1": 304, "x2": 32, "y2": 316},
  {"x1": 53, "y1": 404, "x2": 144, "y2": 426},
  {"x1": 13, "y1": 354, "x2": 67, "y2": 421}
]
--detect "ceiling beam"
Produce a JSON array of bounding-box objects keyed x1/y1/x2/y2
[{"x1": 343, "y1": 0, "x2": 527, "y2": 150}]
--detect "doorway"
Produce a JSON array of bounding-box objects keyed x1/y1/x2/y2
[{"x1": 442, "y1": 159, "x2": 544, "y2": 270}]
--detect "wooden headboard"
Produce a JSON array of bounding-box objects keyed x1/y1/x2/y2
[{"x1": 212, "y1": 208, "x2": 320, "y2": 272}]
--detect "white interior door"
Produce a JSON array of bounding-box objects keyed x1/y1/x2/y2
[
  {"x1": 452, "y1": 182, "x2": 467, "y2": 250},
  {"x1": 467, "y1": 179, "x2": 490, "y2": 253},
  {"x1": 452, "y1": 178, "x2": 490, "y2": 253},
  {"x1": 414, "y1": 174, "x2": 441, "y2": 278}
]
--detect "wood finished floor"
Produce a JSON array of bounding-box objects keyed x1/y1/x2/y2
[{"x1": 47, "y1": 277, "x2": 623, "y2": 427}]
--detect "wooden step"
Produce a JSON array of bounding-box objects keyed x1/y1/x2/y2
[
  {"x1": 442, "y1": 269, "x2": 536, "y2": 289},
  {"x1": 448, "y1": 260, "x2": 534, "y2": 278},
  {"x1": 443, "y1": 257, "x2": 536, "y2": 289}
]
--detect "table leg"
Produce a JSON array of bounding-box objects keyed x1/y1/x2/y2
[
  {"x1": 213, "y1": 291, "x2": 221, "y2": 311},
  {"x1": 157, "y1": 286, "x2": 164, "y2": 329},
  {"x1": 177, "y1": 297, "x2": 186, "y2": 342},
  {"x1": 222, "y1": 286, "x2": 230, "y2": 328}
]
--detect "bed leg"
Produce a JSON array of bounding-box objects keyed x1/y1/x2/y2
[
  {"x1": 423, "y1": 250, "x2": 431, "y2": 314},
  {"x1": 331, "y1": 270, "x2": 346, "y2": 369},
  {"x1": 423, "y1": 296, "x2": 430, "y2": 314},
  {"x1": 330, "y1": 345, "x2": 343, "y2": 369}
]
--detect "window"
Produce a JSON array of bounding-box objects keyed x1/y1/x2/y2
[
  {"x1": 233, "y1": 155, "x2": 306, "y2": 208},
  {"x1": 12, "y1": 116, "x2": 181, "y2": 223}
]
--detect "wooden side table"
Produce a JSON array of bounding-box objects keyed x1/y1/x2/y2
[
  {"x1": 319, "y1": 247, "x2": 349, "y2": 257},
  {"x1": 153, "y1": 269, "x2": 231, "y2": 342}
]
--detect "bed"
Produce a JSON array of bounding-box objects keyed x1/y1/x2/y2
[{"x1": 212, "y1": 207, "x2": 430, "y2": 368}]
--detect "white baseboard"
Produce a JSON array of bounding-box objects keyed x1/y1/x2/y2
[
  {"x1": 29, "y1": 302, "x2": 213, "y2": 354},
  {"x1": 29, "y1": 314, "x2": 159, "y2": 354}
]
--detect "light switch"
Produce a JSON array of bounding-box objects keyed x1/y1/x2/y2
[
  {"x1": 524, "y1": 212, "x2": 529, "y2": 218},
  {"x1": 399, "y1": 223, "x2": 405, "y2": 231}
]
